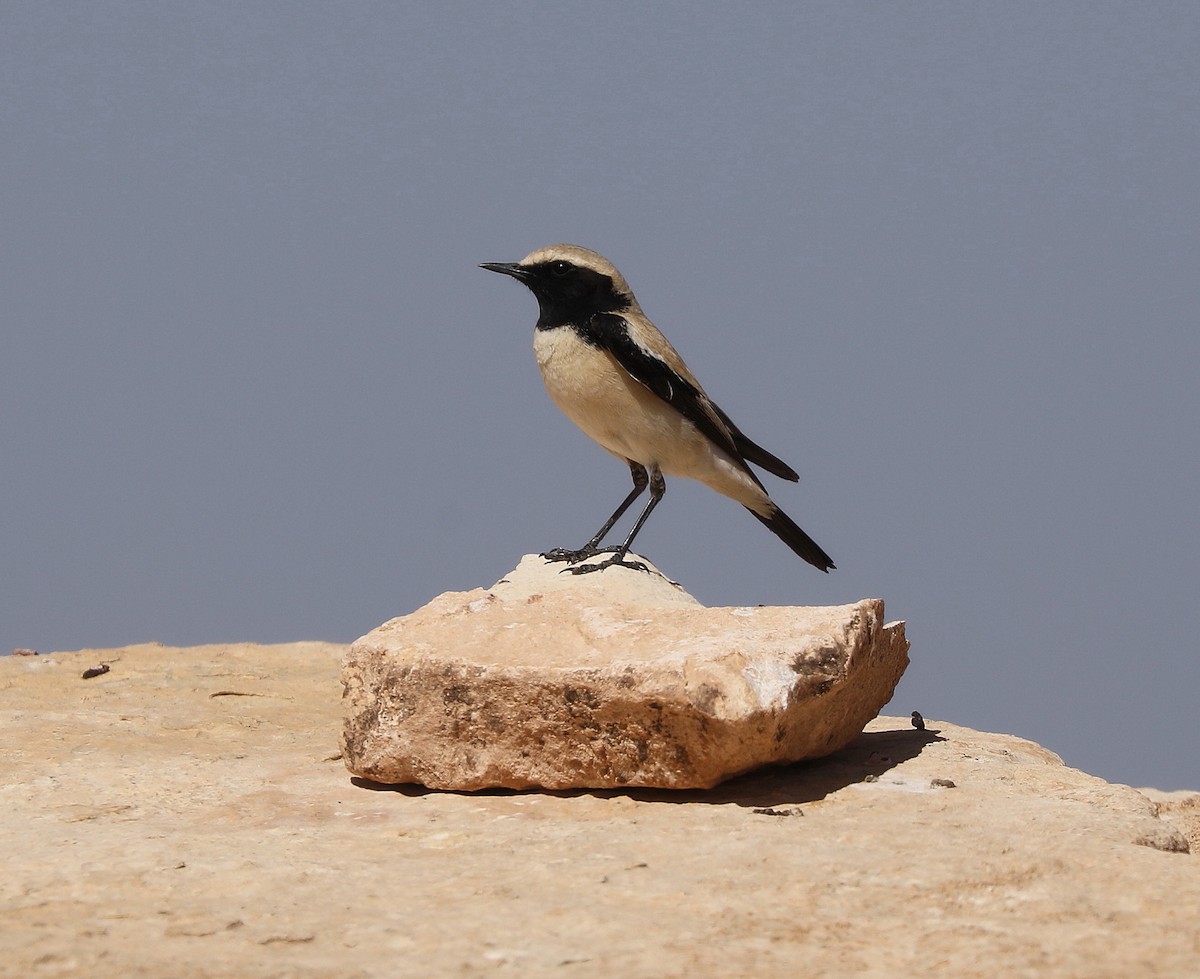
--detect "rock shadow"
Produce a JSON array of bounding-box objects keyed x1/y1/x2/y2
[{"x1": 614, "y1": 725, "x2": 946, "y2": 808}]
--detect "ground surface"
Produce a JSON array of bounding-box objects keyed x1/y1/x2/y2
[{"x1": 3, "y1": 641, "x2": 1198, "y2": 978}]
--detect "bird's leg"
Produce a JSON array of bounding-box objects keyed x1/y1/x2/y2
[
  {"x1": 570, "y1": 468, "x2": 665, "y2": 574},
  {"x1": 542, "y1": 462, "x2": 649, "y2": 564}
]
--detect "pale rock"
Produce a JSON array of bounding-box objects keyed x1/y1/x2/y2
[
  {"x1": 2, "y1": 641, "x2": 1199, "y2": 977},
  {"x1": 1137, "y1": 787, "x2": 1200, "y2": 851},
  {"x1": 340, "y1": 554, "x2": 909, "y2": 790}
]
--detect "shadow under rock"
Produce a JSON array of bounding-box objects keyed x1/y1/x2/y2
[
  {"x1": 617, "y1": 726, "x2": 946, "y2": 808},
  {"x1": 350, "y1": 724, "x2": 945, "y2": 806}
]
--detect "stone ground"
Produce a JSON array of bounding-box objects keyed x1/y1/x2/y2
[
  {"x1": 2, "y1": 641, "x2": 1198, "y2": 978},
  {"x1": 342, "y1": 557, "x2": 909, "y2": 790}
]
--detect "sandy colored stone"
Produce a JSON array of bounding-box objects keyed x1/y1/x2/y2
[
  {"x1": 340, "y1": 554, "x2": 909, "y2": 790},
  {"x1": 1138, "y1": 787, "x2": 1200, "y2": 852},
  {"x1": 2, "y1": 637, "x2": 1199, "y2": 978}
]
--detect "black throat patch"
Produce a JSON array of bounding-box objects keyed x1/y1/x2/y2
[{"x1": 527, "y1": 263, "x2": 631, "y2": 330}]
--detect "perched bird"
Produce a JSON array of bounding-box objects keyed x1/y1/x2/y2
[
  {"x1": 480, "y1": 244, "x2": 835, "y2": 575},
  {"x1": 911, "y1": 711, "x2": 926, "y2": 731}
]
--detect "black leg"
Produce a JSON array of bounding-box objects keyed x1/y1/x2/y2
[
  {"x1": 569, "y1": 468, "x2": 665, "y2": 574},
  {"x1": 541, "y1": 462, "x2": 649, "y2": 564}
]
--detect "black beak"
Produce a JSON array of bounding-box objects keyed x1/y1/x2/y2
[{"x1": 480, "y1": 262, "x2": 531, "y2": 281}]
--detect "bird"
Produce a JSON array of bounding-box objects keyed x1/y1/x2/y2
[
  {"x1": 911, "y1": 711, "x2": 926, "y2": 731},
  {"x1": 480, "y1": 244, "x2": 835, "y2": 575}
]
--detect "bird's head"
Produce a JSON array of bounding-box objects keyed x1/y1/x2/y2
[{"x1": 481, "y1": 244, "x2": 637, "y2": 328}]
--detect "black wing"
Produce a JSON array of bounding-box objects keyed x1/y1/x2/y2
[
  {"x1": 709, "y1": 402, "x2": 799, "y2": 482},
  {"x1": 582, "y1": 313, "x2": 781, "y2": 483}
]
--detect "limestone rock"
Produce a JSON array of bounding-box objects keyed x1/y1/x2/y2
[
  {"x1": 1138, "y1": 787, "x2": 1200, "y2": 852},
  {"x1": 3, "y1": 643, "x2": 1199, "y2": 978},
  {"x1": 340, "y1": 554, "x2": 909, "y2": 790}
]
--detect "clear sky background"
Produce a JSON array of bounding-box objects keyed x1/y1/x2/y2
[{"x1": 3, "y1": 3, "x2": 1196, "y2": 789}]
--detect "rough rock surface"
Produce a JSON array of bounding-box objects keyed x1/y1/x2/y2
[
  {"x1": 340, "y1": 554, "x2": 909, "y2": 790},
  {"x1": 1139, "y1": 787, "x2": 1200, "y2": 852},
  {"x1": 1, "y1": 639, "x2": 1198, "y2": 978}
]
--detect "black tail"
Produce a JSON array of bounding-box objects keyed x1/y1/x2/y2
[
  {"x1": 748, "y1": 505, "x2": 835, "y2": 572},
  {"x1": 710, "y1": 403, "x2": 800, "y2": 482}
]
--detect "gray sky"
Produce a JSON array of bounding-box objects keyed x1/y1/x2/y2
[{"x1": 3, "y1": 2, "x2": 1197, "y2": 790}]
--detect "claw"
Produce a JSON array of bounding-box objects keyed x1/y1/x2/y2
[
  {"x1": 540, "y1": 546, "x2": 595, "y2": 564},
  {"x1": 567, "y1": 555, "x2": 651, "y2": 575},
  {"x1": 541, "y1": 545, "x2": 620, "y2": 564}
]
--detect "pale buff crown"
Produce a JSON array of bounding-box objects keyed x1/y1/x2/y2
[{"x1": 518, "y1": 243, "x2": 640, "y2": 309}]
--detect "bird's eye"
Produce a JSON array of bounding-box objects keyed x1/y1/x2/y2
[{"x1": 550, "y1": 261, "x2": 571, "y2": 277}]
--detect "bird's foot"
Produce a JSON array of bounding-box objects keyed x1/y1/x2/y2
[
  {"x1": 566, "y1": 553, "x2": 651, "y2": 575},
  {"x1": 539, "y1": 544, "x2": 617, "y2": 564}
]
